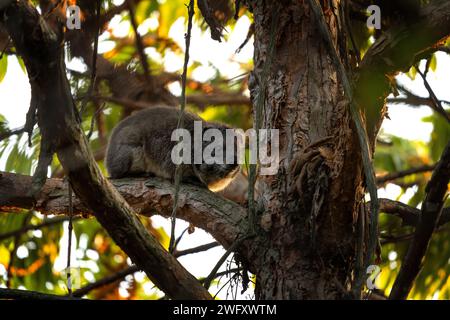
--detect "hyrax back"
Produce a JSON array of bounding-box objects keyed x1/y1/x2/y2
[{"x1": 105, "y1": 106, "x2": 239, "y2": 191}]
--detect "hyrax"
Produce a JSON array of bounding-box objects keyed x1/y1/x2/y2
[{"x1": 105, "y1": 106, "x2": 240, "y2": 191}]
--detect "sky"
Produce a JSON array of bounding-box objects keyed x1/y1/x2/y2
[{"x1": 0, "y1": 4, "x2": 448, "y2": 299}]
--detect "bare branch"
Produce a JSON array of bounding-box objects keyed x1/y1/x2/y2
[
  {"x1": 377, "y1": 198, "x2": 450, "y2": 228},
  {"x1": 72, "y1": 266, "x2": 139, "y2": 298},
  {"x1": 416, "y1": 67, "x2": 450, "y2": 123},
  {"x1": 88, "y1": 93, "x2": 251, "y2": 111},
  {"x1": 0, "y1": 216, "x2": 79, "y2": 241},
  {"x1": 376, "y1": 164, "x2": 436, "y2": 186},
  {"x1": 174, "y1": 241, "x2": 220, "y2": 257},
  {"x1": 72, "y1": 241, "x2": 222, "y2": 298},
  {"x1": 126, "y1": 0, "x2": 152, "y2": 84},
  {"x1": 0, "y1": 288, "x2": 80, "y2": 300},
  {"x1": 197, "y1": 0, "x2": 225, "y2": 42},
  {"x1": 0, "y1": 127, "x2": 26, "y2": 141},
  {"x1": 387, "y1": 83, "x2": 450, "y2": 122},
  {"x1": 389, "y1": 141, "x2": 450, "y2": 300}
]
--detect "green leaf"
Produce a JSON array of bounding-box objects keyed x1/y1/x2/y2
[
  {"x1": 406, "y1": 66, "x2": 417, "y2": 80},
  {"x1": 429, "y1": 54, "x2": 437, "y2": 72},
  {"x1": 0, "y1": 54, "x2": 8, "y2": 83}
]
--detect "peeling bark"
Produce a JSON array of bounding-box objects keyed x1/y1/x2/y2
[
  {"x1": 0, "y1": 172, "x2": 248, "y2": 252},
  {"x1": 244, "y1": 0, "x2": 450, "y2": 299},
  {"x1": 246, "y1": 0, "x2": 362, "y2": 299}
]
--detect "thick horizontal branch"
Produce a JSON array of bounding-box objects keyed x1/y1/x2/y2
[{"x1": 0, "y1": 171, "x2": 248, "y2": 249}]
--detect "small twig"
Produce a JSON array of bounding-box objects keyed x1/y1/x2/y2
[
  {"x1": 376, "y1": 164, "x2": 436, "y2": 185},
  {"x1": 72, "y1": 265, "x2": 139, "y2": 298},
  {"x1": 126, "y1": 0, "x2": 152, "y2": 84},
  {"x1": 158, "y1": 268, "x2": 243, "y2": 300},
  {"x1": 388, "y1": 83, "x2": 450, "y2": 110},
  {"x1": 172, "y1": 227, "x2": 189, "y2": 252},
  {"x1": 213, "y1": 275, "x2": 235, "y2": 299},
  {"x1": 235, "y1": 23, "x2": 254, "y2": 53},
  {"x1": 203, "y1": 235, "x2": 250, "y2": 289},
  {"x1": 0, "y1": 127, "x2": 26, "y2": 142},
  {"x1": 0, "y1": 288, "x2": 81, "y2": 300},
  {"x1": 373, "y1": 198, "x2": 450, "y2": 232},
  {"x1": 72, "y1": 241, "x2": 221, "y2": 297},
  {"x1": 380, "y1": 233, "x2": 414, "y2": 245},
  {"x1": 0, "y1": 216, "x2": 78, "y2": 242},
  {"x1": 169, "y1": 0, "x2": 195, "y2": 253},
  {"x1": 416, "y1": 68, "x2": 450, "y2": 123},
  {"x1": 0, "y1": 100, "x2": 37, "y2": 144},
  {"x1": 79, "y1": 0, "x2": 102, "y2": 118},
  {"x1": 87, "y1": 103, "x2": 106, "y2": 140},
  {"x1": 174, "y1": 241, "x2": 220, "y2": 257}
]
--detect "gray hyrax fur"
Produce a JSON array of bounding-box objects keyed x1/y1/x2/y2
[{"x1": 105, "y1": 107, "x2": 239, "y2": 191}]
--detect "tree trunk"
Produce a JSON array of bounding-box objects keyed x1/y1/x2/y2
[{"x1": 247, "y1": 0, "x2": 365, "y2": 299}]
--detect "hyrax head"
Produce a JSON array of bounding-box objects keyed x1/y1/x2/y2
[{"x1": 192, "y1": 124, "x2": 241, "y2": 192}]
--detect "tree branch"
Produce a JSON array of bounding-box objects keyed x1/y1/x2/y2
[
  {"x1": 0, "y1": 171, "x2": 248, "y2": 251},
  {"x1": 72, "y1": 241, "x2": 221, "y2": 298},
  {"x1": 416, "y1": 67, "x2": 450, "y2": 123},
  {"x1": 89, "y1": 93, "x2": 251, "y2": 111},
  {"x1": 377, "y1": 198, "x2": 450, "y2": 228},
  {"x1": 0, "y1": 288, "x2": 80, "y2": 300},
  {"x1": 126, "y1": 0, "x2": 152, "y2": 84},
  {"x1": 0, "y1": 216, "x2": 79, "y2": 241},
  {"x1": 376, "y1": 164, "x2": 436, "y2": 186},
  {"x1": 387, "y1": 83, "x2": 450, "y2": 122},
  {"x1": 197, "y1": 0, "x2": 224, "y2": 42},
  {"x1": 389, "y1": 141, "x2": 450, "y2": 299}
]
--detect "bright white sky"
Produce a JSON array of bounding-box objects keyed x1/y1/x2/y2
[{"x1": 0, "y1": 4, "x2": 447, "y2": 299}]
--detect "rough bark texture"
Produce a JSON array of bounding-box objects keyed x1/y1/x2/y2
[
  {"x1": 244, "y1": 0, "x2": 450, "y2": 299},
  {"x1": 246, "y1": 0, "x2": 363, "y2": 299},
  {"x1": 0, "y1": 172, "x2": 248, "y2": 251}
]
